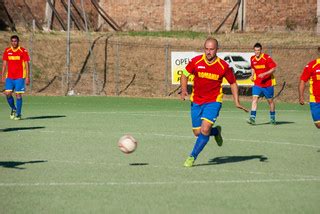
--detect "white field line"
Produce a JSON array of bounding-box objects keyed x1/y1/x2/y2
[
  {"x1": 37, "y1": 130, "x2": 320, "y2": 149},
  {"x1": 0, "y1": 178, "x2": 319, "y2": 187},
  {"x1": 130, "y1": 132, "x2": 320, "y2": 149},
  {"x1": 48, "y1": 159, "x2": 319, "y2": 179},
  {"x1": 78, "y1": 109, "x2": 303, "y2": 115}
]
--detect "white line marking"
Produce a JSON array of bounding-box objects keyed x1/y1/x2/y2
[
  {"x1": 48, "y1": 159, "x2": 318, "y2": 179},
  {"x1": 0, "y1": 178, "x2": 319, "y2": 187},
  {"x1": 131, "y1": 132, "x2": 320, "y2": 149},
  {"x1": 37, "y1": 130, "x2": 320, "y2": 149}
]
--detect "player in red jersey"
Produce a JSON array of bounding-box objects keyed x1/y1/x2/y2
[
  {"x1": 1, "y1": 35, "x2": 30, "y2": 120},
  {"x1": 180, "y1": 37, "x2": 248, "y2": 167},
  {"x1": 299, "y1": 58, "x2": 320, "y2": 128},
  {"x1": 247, "y1": 43, "x2": 277, "y2": 125}
]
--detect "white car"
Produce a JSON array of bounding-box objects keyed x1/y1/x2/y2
[{"x1": 223, "y1": 55, "x2": 252, "y2": 79}]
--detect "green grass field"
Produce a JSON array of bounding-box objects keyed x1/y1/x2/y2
[{"x1": 0, "y1": 96, "x2": 319, "y2": 213}]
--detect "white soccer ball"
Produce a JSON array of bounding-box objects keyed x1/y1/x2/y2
[{"x1": 118, "y1": 135, "x2": 137, "y2": 154}]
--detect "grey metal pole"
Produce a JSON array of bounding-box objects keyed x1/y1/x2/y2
[
  {"x1": 29, "y1": 19, "x2": 35, "y2": 92},
  {"x1": 66, "y1": 0, "x2": 71, "y2": 93},
  {"x1": 165, "y1": 44, "x2": 169, "y2": 95}
]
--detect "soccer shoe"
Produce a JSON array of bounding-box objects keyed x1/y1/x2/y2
[
  {"x1": 270, "y1": 118, "x2": 276, "y2": 125},
  {"x1": 10, "y1": 109, "x2": 16, "y2": 119},
  {"x1": 14, "y1": 115, "x2": 22, "y2": 120},
  {"x1": 214, "y1": 126, "x2": 223, "y2": 147},
  {"x1": 247, "y1": 117, "x2": 256, "y2": 125},
  {"x1": 184, "y1": 156, "x2": 195, "y2": 167}
]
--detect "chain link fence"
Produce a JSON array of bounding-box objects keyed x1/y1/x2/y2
[{"x1": 0, "y1": 32, "x2": 318, "y2": 102}]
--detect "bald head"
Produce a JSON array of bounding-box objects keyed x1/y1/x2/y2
[
  {"x1": 204, "y1": 37, "x2": 219, "y2": 49},
  {"x1": 204, "y1": 37, "x2": 219, "y2": 63}
]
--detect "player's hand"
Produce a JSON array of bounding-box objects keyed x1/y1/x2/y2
[
  {"x1": 180, "y1": 90, "x2": 188, "y2": 101},
  {"x1": 299, "y1": 97, "x2": 304, "y2": 105},
  {"x1": 26, "y1": 77, "x2": 30, "y2": 85},
  {"x1": 1, "y1": 76, "x2": 5, "y2": 83},
  {"x1": 258, "y1": 73, "x2": 265, "y2": 78},
  {"x1": 236, "y1": 104, "x2": 249, "y2": 113},
  {"x1": 250, "y1": 76, "x2": 254, "y2": 81}
]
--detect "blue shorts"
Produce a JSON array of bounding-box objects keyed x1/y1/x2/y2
[
  {"x1": 310, "y1": 102, "x2": 320, "y2": 124},
  {"x1": 191, "y1": 102, "x2": 222, "y2": 129},
  {"x1": 5, "y1": 78, "x2": 26, "y2": 93},
  {"x1": 252, "y1": 86, "x2": 274, "y2": 99}
]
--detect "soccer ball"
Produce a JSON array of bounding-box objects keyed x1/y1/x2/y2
[{"x1": 118, "y1": 135, "x2": 137, "y2": 154}]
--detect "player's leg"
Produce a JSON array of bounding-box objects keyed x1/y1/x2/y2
[
  {"x1": 13, "y1": 78, "x2": 26, "y2": 120},
  {"x1": 248, "y1": 86, "x2": 260, "y2": 125},
  {"x1": 310, "y1": 102, "x2": 320, "y2": 129},
  {"x1": 185, "y1": 120, "x2": 212, "y2": 167},
  {"x1": 15, "y1": 93, "x2": 23, "y2": 120},
  {"x1": 4, "y1": 78, "x2": 17, "y2": 119},
  {"x1": 264, "y1": 86, "x2": 276, "y2": 124},
  {"x1": 203, "y1": 102, "x2": 223, "y2": 146},
  {"x1": 184, "y1": 103, "x2": 209, "y2": 167}
]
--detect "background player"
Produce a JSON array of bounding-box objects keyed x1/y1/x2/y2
[
  {"x1": 1, "y1": 35, "x2": 30, "y2": 120},
  {"x1": 299, "y1": 58, "x2": 320, "y2": 129},
  {"x1": 180, "y1": 37, "x2": 248, "y2": 167},
  {"x1": 248, "y1": 43, "x2": 277, "y2": 125}
]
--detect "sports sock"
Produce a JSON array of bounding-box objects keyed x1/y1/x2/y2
[
  {"x1": 16, "y1": 98, "x2": 23, "y2": 116},
  {"x1": 270, "y1": 111, "x2": 275, "y2": 120},
  {"x1": 190, "y1": 133, "x2": 210, "y2": 159},
  {"x1": 250, "y1": 110, "x2": 257, "y2": 119},
  {"x1": 210, "y1": 127, "x2": 218, "y2": 136},
  {"x1": 7, "y1": 96, "x2": 16, "y2": 110}
]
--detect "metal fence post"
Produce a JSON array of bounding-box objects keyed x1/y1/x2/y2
[
  {"x1": 164, "y1": 43, "x2": 170, "y2": 96},
  {"x1": 29, "y1": 19, "x2": 35, "y2": 92},
  {"x1": 114, "y1": 40, "x2": 120, "y2": 96}
]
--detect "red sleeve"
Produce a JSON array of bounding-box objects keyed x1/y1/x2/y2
[
  {"x1": 185, "y1": 58, "x2": 195, "y2": 75},
  {"x1": 300, "y1": 64, "x2": 311, "y2": 82},
  {"x1": 266, "y1": 55, "x2": 276, "y2": 69},
  {"x1": 22, "y1": 48, "x2": 30, "y2": 61},
  {"x1": 250, "y1": 56, "x2": 254, "y2": 68},
  {"x1": 2, "y1": 49, "x2": 8, "y2": 61},
  {"x1": 224, "y1": 66, "x2": 236, "y2": 84}
]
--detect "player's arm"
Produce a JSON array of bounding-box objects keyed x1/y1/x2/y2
[
  {"x1": 1, "y1": 60, "x2": 7, "y2": 82},
  {"x1": 25, "y1": 61, "x2": 30, "y2": 85},
  {"x1": 298, "y1": 80, "x2": 306, "y2": 105},
  {"x1": 230, "y1": 82, "x2": 249, "y2": 112},
  {"x1": 258, "y1": 67, "x2": 276, "y2": 78},
  {"x1": 180, "y1": 71, "x2": 189, "y2": 100},
  {"x1": 250, "y1": 68, "x2": 255, "y2": 81}
]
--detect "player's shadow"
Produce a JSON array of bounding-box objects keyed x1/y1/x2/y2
[
  {"x1": 129, "y1": 163, "x2": 149, "y2": 166},
  {"x1": 0, "y1": 160, "x2": 47, "y2": 170},
  {"x1": 255, "y1": 121, "x2": 294, "y2": 126},
  {"x1": 25, "y1": 115, "x2": 66, "y2": 120},
  {"x1": 0, "y1": 126, "x2": 45, "y2": 132},
  {"x1": 195, "y1": 155, "x2": 268, "y2": 167}
]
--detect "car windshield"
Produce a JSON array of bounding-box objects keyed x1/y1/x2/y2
[{"x1": 231, "y1": 56, "x2": 246, "y2": 62}]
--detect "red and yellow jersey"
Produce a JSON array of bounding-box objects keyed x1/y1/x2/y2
[
  {"x1": 250, "y1": 53, "x2": 277, "y2": 87},
  {"x1": 184, "y1": 54, "x2": 236, "y2": 105},
  {"x1": 2, "y1": 46, "x2": 30, "y2": 79},
  {"x1": 300, "y1": 58, "x2": 320, "y2": 103}
]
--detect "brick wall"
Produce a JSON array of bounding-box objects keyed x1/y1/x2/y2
[
  {"x1": 245, "y1": 0, "x2": 317, "y2": 31},
  {"x1": 1, "y1": 0, "x2": 317, "y2": 32},
  {"x1": 102, "y1": 0, "x2": 317, "y2": 32}
]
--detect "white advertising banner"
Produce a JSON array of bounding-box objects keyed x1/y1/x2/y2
[{"x1": 171, "y1": 51, "x2": 254, "y2": 86}]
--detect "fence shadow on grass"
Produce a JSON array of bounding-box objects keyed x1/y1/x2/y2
[
  {"x1": 0, "y1": 126, "x2": 45, "y2": 132},
  {"x1": 195, "y1": 155, "x2": 268, "y2": 167},
  {"x1": 0, "y1": 160, "x2": 48, "y2": 170},
  {"x1": 24, "y1": 115, "x2": 66, "y2": 120}
]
